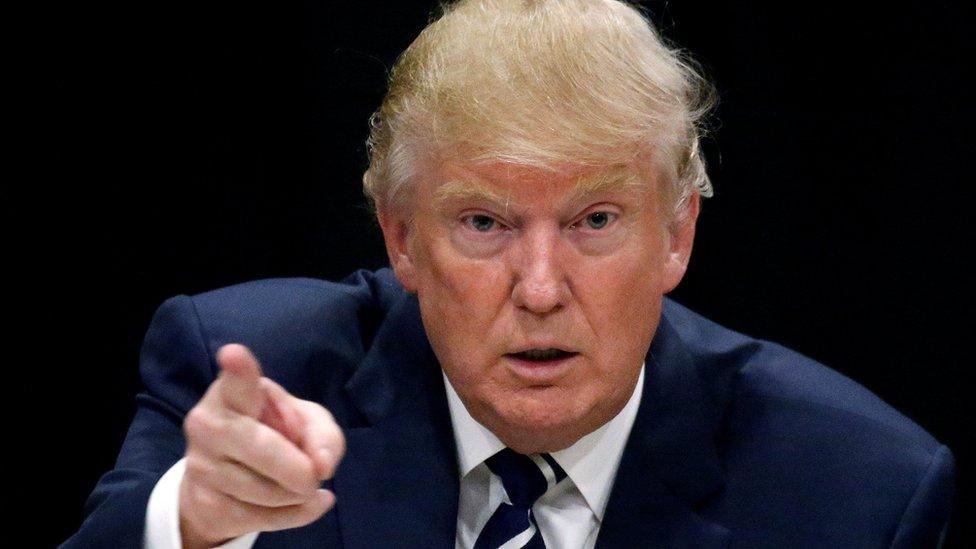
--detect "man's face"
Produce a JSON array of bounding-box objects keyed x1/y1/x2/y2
[{"x1": 379, "y1": 160, "x2": 697, "y2": 453}]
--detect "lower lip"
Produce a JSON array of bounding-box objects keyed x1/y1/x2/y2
[{"x1": 503, "y1": 353, "x2": 579, "y2": 383}]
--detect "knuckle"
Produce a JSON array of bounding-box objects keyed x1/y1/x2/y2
[
  {"x1": 250, "y1": 424, "x2": 277, "y2": 450},
  {"x1": 184, "y1": 455, "x2": 212, "y2": 481},
  {"x1": 295, "y1": 455, "x2": 315, "y2": 479},
  {"x1": 250, "y1": 443, "x2": 282, "y2": 474},
  {"x1": 281, "y1": 463, "x2": 317, "y2": 496},
  {"x1": 301, "y1": 494, "x2": 330, "y2": 522},
  {"x1": 293, "y1": 459, "x2": 318, "y2": 492},
  {"x1": 183, "y1": 407, "x2": 206, "y2": 437},
  {"x1": 184, "y1": 407, "x2": 221, "y2": 439},
  {"x1": 285, "y1": 476, "x2": 315, "y2": 498}
]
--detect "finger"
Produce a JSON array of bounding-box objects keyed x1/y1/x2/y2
[
  {"x1": 205, "y1": 459, "x2": 314, "y2": 507},
  {"x1": 257, "y1": 377, "x2": 303, "y2": 444},
  {"x1": 185, "y1": 482, "x2": 334, "y2": 540},
  {"x1": 262, "y1": 378, "x2": 346, "y2": 480},
  {"x1": 297, "y1": 401, "x2": 346, "y2": 481},
  {"x1": 200, "y1": 415, "x2": 320, "y2": 495},
  {"x1": 215, "y1": 344, "x2": 265, "y2": 417}
]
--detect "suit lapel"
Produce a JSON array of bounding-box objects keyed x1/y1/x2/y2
[
  {"x1": 334, "y1": 293, "x2": 459, "y2": 549},
  {"x1": 597, "y1": 314, "x2": 731, "y2": 548}
]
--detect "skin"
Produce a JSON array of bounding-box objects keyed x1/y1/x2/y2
[
  {"x1": 178, "y1": 345, "x2": 346, "y2": 549},
  {"x1": 379, "y1": 159, "x2": 699, "y2": 453},
  {"x1": 177, "y1": 158, "x2": 698, "y2": 544}
]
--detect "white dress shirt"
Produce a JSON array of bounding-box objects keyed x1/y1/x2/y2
[
  {"x1": 145, "y1": 366, "x2": 644, "y2": 549},
  {"x1": 447, "y1": 367, "x2": 643, "y2": 549}
]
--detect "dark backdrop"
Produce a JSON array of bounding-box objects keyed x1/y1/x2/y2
[{"x1": 19, "y1": 1, "x2": 973, "y2": 546}]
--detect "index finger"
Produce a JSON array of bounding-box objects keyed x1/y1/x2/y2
[{"x1": 214, "y1": 343, "x2": 265, "y2": 417}]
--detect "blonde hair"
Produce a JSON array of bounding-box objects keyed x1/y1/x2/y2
[{"x1": 363, "y1": 0, "x2": 715, "y2": 219}]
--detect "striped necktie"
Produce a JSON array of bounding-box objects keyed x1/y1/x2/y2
[{"x1": 474, "y1": 448, "x2": 568, "y2": 549}]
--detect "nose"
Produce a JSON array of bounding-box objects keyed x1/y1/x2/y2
[{"x1": 510, "y1": 227, "x2": 569, "y2": 315}]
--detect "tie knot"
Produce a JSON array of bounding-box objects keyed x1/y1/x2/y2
[{"x1": 484, "y1": 448, "x2": 567, "y2": 508}]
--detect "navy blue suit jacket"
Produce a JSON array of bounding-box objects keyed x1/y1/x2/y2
[{"x1": 64, "y1": 269, "x2": 955, "y2": 548}]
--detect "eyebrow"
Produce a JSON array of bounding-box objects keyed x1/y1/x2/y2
[
  {"x1": 432, "y1": 168, "x2": 646, "y2": 210},
  {"x1": 566, "y1": 169, "x2": 645, "y2": 204},
  {"x1": 433, "y1": 179, "x2": 509, "y2": 206}
]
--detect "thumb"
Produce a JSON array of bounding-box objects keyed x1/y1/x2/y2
[{"x1": 215, "y1": 343, "x2": 265, "y2": 417}]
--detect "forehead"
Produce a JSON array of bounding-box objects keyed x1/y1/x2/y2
[{"x1": 428, "y1": 162, "x2": 651, "y2": 206}]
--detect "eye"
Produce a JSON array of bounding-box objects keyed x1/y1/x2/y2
[
  {"x1": 583, "y1": 211, "x2": 613, "y2": 230},
  {"x1": 466, "y1": 214, "x2": 496, "y2": 232}
]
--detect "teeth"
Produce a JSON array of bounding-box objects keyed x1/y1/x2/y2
[{"x1": 520, "y1": 348, "x2": 566, "y2": 360}]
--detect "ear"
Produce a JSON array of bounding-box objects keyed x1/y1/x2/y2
[
  {"x1": 662, "y1": 192, "x2": 700, "y2": 294},
  {"x1": 377, "y1": 208, "x2": 420, "y2": 292}
]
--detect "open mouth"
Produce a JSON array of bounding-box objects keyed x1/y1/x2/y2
[{"x1": 507, "y1": 348, "x2": 578, "y2": 362}]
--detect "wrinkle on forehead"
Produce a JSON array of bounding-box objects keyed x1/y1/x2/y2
[{"x1": 432, "y1": 163, "x2": 649, "y2": 211}]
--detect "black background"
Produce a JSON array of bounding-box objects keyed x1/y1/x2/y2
[{"x1": 17, "y1": 1, "x2": 973, "y2": 546}]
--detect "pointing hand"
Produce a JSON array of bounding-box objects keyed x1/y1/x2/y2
[{"x1": 178, "y1": 344, "x2": 345, "y2": 548}]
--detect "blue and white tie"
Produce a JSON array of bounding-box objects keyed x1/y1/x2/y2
[{"x1": 474, "y1": 448, "x2": 568, "y2": 549}]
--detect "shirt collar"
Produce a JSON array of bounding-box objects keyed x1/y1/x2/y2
[
  {"x1": 444, "y1": 364, "x2": 645, "y2": 521},
  {"x1": 444, "y1": 372, "x2": 506, "y2": 477}
]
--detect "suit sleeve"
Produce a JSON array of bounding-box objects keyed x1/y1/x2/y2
[
  {"x1": 890, "y1": 444, "x2": 956, "y2": 548},
  {"x1": 61, "y1": 295, "x2": 218, "y2": 548}
]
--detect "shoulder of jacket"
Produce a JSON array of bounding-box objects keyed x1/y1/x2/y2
[
  {"x1": 174, "y1": 268, "x2": 405, "y2": 380},
  {"x1": 662, "y1": 298, "x2": 942, "y2": 454}
]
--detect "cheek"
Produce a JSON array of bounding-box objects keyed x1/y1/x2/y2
[
  {"x1": 577, "y1": 236, "x2": 666, "y2": 305},
  {"x1": 413, "y1": 231, "x2": 512, "y2": 362},
  {"x1": 424, "y1": 245, "x2": 509, "y2": 313},
  {"x1": 572, "y1": 237, "x2": 666, "y2": 358}
]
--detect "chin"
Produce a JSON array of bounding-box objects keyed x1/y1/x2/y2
[
  {"x1": 501, "y1": 428, "x2": 584, "y2": 454},
  {"x1": 482, "y1": 391, "x2": 598, "y2": 453}
]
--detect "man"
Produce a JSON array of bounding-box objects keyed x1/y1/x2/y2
[{"x1": 65, "y1": 0, "x2": 955, "y2": 547}]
